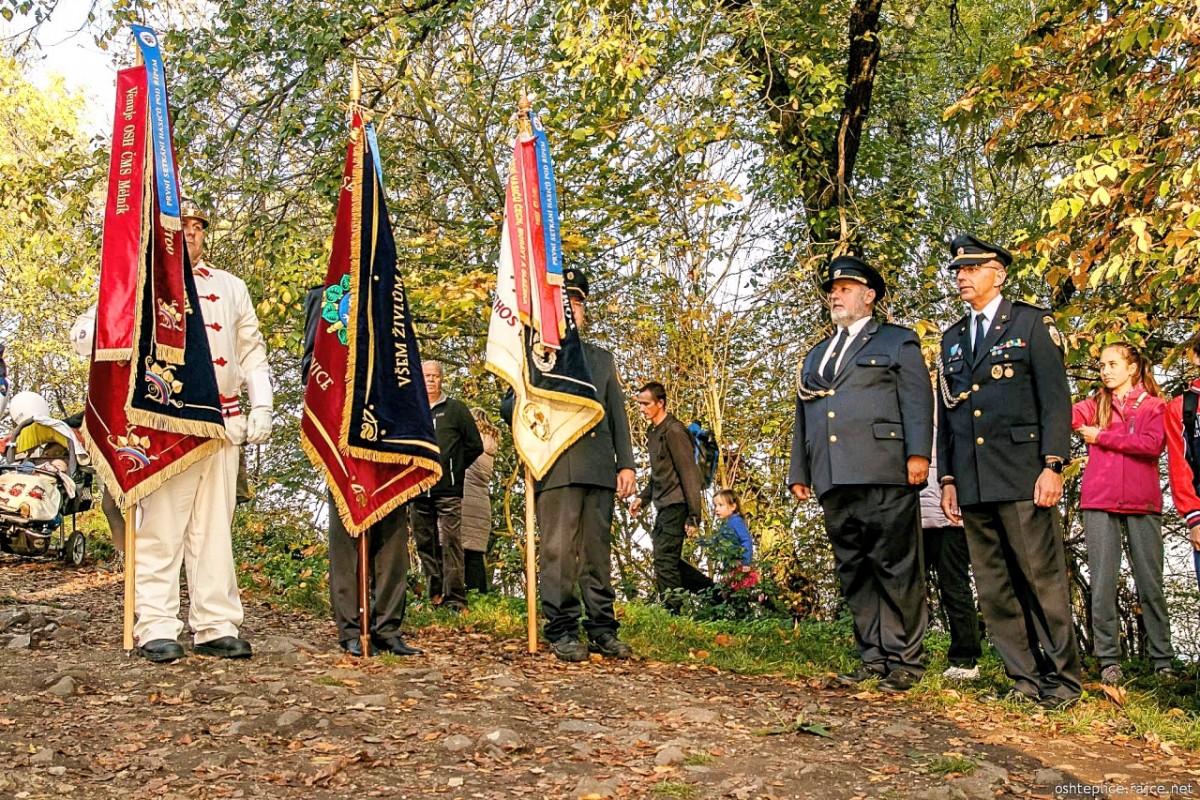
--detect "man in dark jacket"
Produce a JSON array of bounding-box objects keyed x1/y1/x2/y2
[
  {"x1": 501, "y1": 268, "x2": 637, "y2": 662},
  {"x1": 788, "y1": 255, "x2": 933, "y2": 692},
  {"x1": 302, "y1": 286, "x2": 422, "y2": 657},
  {"x1": 630, "y1": 381, "x2": 711, "y2": 609},
  {"x1": 410, "y1": 360, "x2": 484, "y2": 612},
  {"x1": 937, "y1": 234, "x2": 1081, "y2": 710}
]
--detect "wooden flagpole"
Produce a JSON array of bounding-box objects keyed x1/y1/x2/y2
[
  {"x1": 123, "y1": 507, "x2": 136, "y2": 652},
  {"x1": 358, "y1": 532, "x2": 371, "y2": 657},
  {"x1": 524, "y1": 466, "x2": 537, "y2": 653},
  {"x1": 348, "y1": 61, "x2": 373, "y2": 659}
]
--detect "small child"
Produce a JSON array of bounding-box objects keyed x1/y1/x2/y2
[{"x1": 710, "y1": 489, "x2": 756, "y2": 590}]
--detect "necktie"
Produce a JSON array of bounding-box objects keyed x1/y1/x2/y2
[
  {"x1": 972, "y1": 314, "x2": 987, "y2": 364},
  {"x1": 822, "y1": 328, "x2": 849, "y2": 382}
]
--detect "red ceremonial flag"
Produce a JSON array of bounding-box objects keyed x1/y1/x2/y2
[
  {"x1": 82, "y1": 56, "x2": 226, "y2": 509},
  {"x1": 301, "y1": 111, "x2": 441, "y2": 533}
]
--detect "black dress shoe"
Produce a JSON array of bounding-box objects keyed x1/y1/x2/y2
[
  {"x1": 340, "y1": 639, "x2": 373, "y2": 657},
  {"x1": 836, "y1": 665, "x2": 885, "y2": 686},
  {"x1": 372, "y1": 635, "x2": 424, "y2": 656},
  {"x1": 549, "y1": 636, "x2": 588, "y2": 662},
  {"x1": 137, "y1": 638, "x2": 184, "y2": 663},
  {"x1": 588, "y1": 631, "x2": 632, "y2": 659},
  {"x1": 1037, "y1": 694, "x2": 1079, "y2": 711},
  {"x1": 878, "y1": 668, "x2": 920, "y2": 693},
  {"x1": 194, "y1": 636, "x2": 253, "y2": 659}
]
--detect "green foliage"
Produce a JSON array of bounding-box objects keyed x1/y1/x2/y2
[{"x1": 232, "y1": 507, "x2": 329, "y2": 615}]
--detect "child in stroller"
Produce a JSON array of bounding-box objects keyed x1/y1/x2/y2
[{"x1": 0, "y1": 392, "x2": 94, "y2": 564}]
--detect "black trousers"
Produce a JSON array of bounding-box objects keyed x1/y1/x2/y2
[
  {"x1": 410, "y1": 496, "x2": 467, "y2": 607},
  {"x1": 464, "y1": 549, "x2": 488, "y2": 594},
  {"x1": 820, "y1": 486, "x2": 927, "y2": 674},
  {"x1": 962, "y1": 501, "x2": 1082, "y2": 701},
  {"x1": 536, "y1": 484, "x2": 620, "y2": 642},
  {"x1": 923, "y1": 525, "x2": 982, "y2": 667},
  {"x1": 649, "y1": 503, "x2": 713, "y2": 607},
  {"x1": 328, "y1": 497, "x2": 410, "y2": 643}
]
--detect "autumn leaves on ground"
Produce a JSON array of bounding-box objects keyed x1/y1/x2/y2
[{"x1": 0, "y1": 555, "x2": 1197, "y2": 800}]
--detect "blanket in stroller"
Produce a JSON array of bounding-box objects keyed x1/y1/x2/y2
[{"x1": 0, "y1": 471, "x2": 62, "y2": 521}]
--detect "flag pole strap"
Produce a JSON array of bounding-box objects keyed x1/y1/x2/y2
[
  {"x1": 358, "y1": 532, "x2": 371, "y2": 657},
  {"x1": 123, "y1": 507, "x2": 136, "y2": 653},
  {"x1": 524, "y1": 465, "x2": 537, "y2": 654}
]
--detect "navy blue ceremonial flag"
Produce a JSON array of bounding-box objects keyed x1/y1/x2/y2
[{"x1": 302, "y1": 112, "x2": 441, "y2": 533}]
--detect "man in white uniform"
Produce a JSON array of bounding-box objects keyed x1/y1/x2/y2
[{"x1": 133, "y1": 198, "x2": 274, "y2": 663}]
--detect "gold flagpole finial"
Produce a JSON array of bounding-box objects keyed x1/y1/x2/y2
[
  {"x1": 517, "y1": 88, "x2": 532, "y2": 135},
  {"x1": 351, "y1": 61, "x2": 362, "y2": 106}
]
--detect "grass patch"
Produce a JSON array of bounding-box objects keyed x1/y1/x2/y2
[
  {"x1": 651, "y1": 781, "x2": 697, "y2": 799},
  {"x1": 315, "y1": 676, "x2": 344, "y2": 687},
  {"x1": 682, "y1": 751, "x2": 712, "y2": 766},
  {"x1": 924, "y1": 756, "x2": 977, "y2": 776}
]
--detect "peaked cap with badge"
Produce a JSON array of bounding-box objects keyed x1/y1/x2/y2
[
  {"x1": 947, "y1": 233, "x2": 1011, "y2": 269},
  {"x1": 180, "y1": 197, "x2": 209, "y2": 229},
  {"x1": 821, "y1": 254, "x2": 887, "y2": 299},
  {"x1": 563, "y1": 268, "x2": 589, "y2": 300}
]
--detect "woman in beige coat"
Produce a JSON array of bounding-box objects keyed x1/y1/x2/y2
[{"x1": 462, "y1": 408, "x2": 498, "y2": 594}]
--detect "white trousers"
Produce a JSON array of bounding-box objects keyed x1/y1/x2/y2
[{"x1": 134, "y1": 443, "x2": 243, "y2": 645}]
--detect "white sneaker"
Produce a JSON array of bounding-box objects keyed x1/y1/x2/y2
[{"x1": 942, "y1": 665, "x2": 980, "y2": 681}]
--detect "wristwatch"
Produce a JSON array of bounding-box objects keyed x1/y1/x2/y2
[{"x1": 1043, "y1": 460, "x2": 1064, "y2": 474}]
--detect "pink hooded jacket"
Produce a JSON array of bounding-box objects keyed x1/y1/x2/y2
[{"x1": 1071, "y1": 386, "x2": 1166, "y2": 515}]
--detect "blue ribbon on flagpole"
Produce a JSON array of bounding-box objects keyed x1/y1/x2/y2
[
  {"x1": 365, "y1": 123, "x2": 385, "y2": 193},
  {"x1": 131, "y1": 24, "x2": 182, "y2": 227},
  {"x1": 531, "y1": 114, "x2": 563, "y2": 283}
]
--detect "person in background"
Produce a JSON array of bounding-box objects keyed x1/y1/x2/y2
[
  {"x1": 462, "y1": 407, "x2": 499, "y2": 595},
  {"x1": 409, "y1": 360, "x2": 484, "y2": 613},
  {"x1": 630, "y1": 380, "x2": 712, "y2": 609},
  {"x1": 1073, "y1": 342, "x2": 1173, "y2": 683},
  {"x1": 709, "y1": 489, "x2": 759, "y2": 596},
  {"x1": 1167, "y1": 330, "x2": 1200, "y2": 595},
  {"x1": 921, "y1": 414, "x2": 983, "y2": 681}
]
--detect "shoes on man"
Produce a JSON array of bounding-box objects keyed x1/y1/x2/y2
[
  {"x1": 1100, "y1": 664, "x2": 1123, "y2": 686},
  {"x1": 836, "y1": 665, "x2": 885, "y2": 686},
  {"x1": 372, "y1": 635, "x2": 424, "y2": 656},
  {"x1": 878, "y1": 668, "x2": 920, "y2": 693},
  {"x1": 1155, "y1": 666, "x2": 1178, "y2": 679},
  {"x1": 340, "y1": 638, "x2": 373, "y2": 657},
  {"x1": 137, "y1": 638, "x2": 184, "y2": 663},
  {"x1": 1000, "y1": 688, "x2": 1038, "y2": 706},
  {"x1": 443, "y1": 601, "x2": 468, "y2": 614},
  {"x1": 1038, "y1": 694, "x2": 1079, "y2": 711},
  {"x1": 588, "y1": 631, "x2": 632, "y2": 659},
  {"x1": 194, "y1": 636, "x2": 253, "y2": 659},
  {"x1": 942, "y1": 664, "x2": 980, "y2": 681},
  {"x1": 548, "y1": 636, "x2": 589, "y2": 663}
]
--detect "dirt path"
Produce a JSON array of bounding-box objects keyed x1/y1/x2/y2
[{"x1": 1, "y1": 554, "x2": 1196, "y2": 799}]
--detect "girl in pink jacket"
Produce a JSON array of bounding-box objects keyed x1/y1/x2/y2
[{"x1": 1072, "y1": 343, "x2": 1173, "y2": 684}]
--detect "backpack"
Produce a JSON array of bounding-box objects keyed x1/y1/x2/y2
[{"x1": 686, "y1": 421, "x2": 719, "y2": 489}]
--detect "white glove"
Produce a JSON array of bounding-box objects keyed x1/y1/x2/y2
[
  {"x1": 247, "y1": 406, "x2": 273, "y2": 445},
  {"x1": 225, "y1": 414, "x2": 248, "y2": 446},
  {"x1": 70, "y1": 304, "x2": 97, "y2": 359}
]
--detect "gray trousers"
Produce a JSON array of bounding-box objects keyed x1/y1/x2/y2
[
  {"x1": 536, "y1": 485, "x2": 619, "y2": 642},
  {"x1": 410, "y1": 496, "x2": 467, "y2": 607},
  {"x1": 328, "y1": 499, "x2": 410, "y2": 643},
  {"x1": 1082, "y1": 510, "x2": 1174, "y2": 668},
  {"x1": 963, "y1": 501, "x2": 1082, "y2": 701}
]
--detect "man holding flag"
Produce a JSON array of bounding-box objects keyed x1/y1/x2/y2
[
  {"x1": 82, "y1": 25, "x2": 268, "y2": 663},
  {"x1": 489, "y1": 101, "x2": 636, "y2": 662},
  {"x1": 301, "y1": 82, "x2": 441, "y2": 658}
]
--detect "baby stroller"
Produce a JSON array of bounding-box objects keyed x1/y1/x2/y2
[{"x1": 0, "y1": 399, "x2": 94, "y2": 566}]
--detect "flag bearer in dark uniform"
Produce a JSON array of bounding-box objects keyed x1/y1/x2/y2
[
  {"x1": 788, "y1": 255, "x2": 933, "y2": 692},
  {"x1": 302, "y1": 287, "x2": 422, "y2": 658},
  {"x1": 936, "y1": 234, "x2": 1082, "y2": 710},
  {"x1": 502, "y1": 269, "x2": 637, "y2": 662}
]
